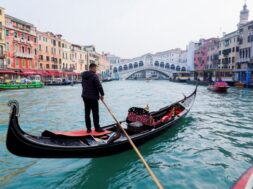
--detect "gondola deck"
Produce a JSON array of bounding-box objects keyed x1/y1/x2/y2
[{"x1": 6, "y1": 85, "x2": 197, "y2": 158}]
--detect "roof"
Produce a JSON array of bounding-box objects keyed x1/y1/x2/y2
[{"x1": 5, "y1": 14, "x2": 34, "y2": 27}]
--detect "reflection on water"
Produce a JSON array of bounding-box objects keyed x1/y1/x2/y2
[{"x1": 0, "y1": 81, "x2": 253, "y2": 189}]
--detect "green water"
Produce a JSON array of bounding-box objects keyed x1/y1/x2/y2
[{"x1": 0, "y1": 81, "x2": 252, "y2": 189}]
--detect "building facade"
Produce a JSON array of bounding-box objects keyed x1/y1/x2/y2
[
  {"x1": 70, "y1": 44, "x2": 87, "y2": 74},
  {"x1": 194, "y1": 38, "x2": 219, "y2": 81},
  {"x1": 235, "y1": 20, "x2": 253, "y2": 86},
  {"x1": 0, "y1": 7, "x2": 5, "y2": 68},
  {"x1": 37, "y1": 31, "x2": 62, "y2": 71},
  {"x1": 5, "y1": 15, "x2": 38, "y2": 73}
]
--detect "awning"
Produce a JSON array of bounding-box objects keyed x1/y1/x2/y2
[
  {"x1": 20, "y1": 69, "x2": 37, "y2": 76},
  {"x1": 0, "y1": 70, "x2": 18, "y2": 74},
  {"x1": 46, "y1": 70, "x2": 63, "y2": 77}
]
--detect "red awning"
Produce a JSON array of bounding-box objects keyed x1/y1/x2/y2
[
  {"x1": 0, "y1": 70, "x2": 18, "y2": 74},
  {"x1": 46, "y1": 70, "x2": 63, "y2": 77},
  {"x1": 20, "y1": 69, "x2": 37, "y2": 76}
]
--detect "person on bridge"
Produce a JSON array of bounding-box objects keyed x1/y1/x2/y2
[{"x1": 81, "y1": 63, "x2": 105, "y2": 133}]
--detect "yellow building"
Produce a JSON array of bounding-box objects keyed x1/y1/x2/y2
[{"x1": 0, "y1": 7, "x2": 5, "y2": 68}]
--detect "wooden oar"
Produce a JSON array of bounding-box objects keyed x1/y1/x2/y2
[{"x1": 101, "y1": 99, "x2": 164, "y2": 189}]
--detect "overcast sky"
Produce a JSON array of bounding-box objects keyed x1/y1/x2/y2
[{"x1": 1, "y1": 0, "x2": 253, "y2": 58}]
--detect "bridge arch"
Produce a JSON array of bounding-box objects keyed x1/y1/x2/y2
[
  {"x1": 160, "y1": 62, "x2": 164, "y2": 68},
  {"x1": 124, "y1": 67, "x2": 172, "y2": 80},
  {"x1": 113, "y1": 67, "x2": 118, "y2": 73},
  {"x1": 139, "y1": 61, "x2": 144, "y2": 67},
  {"x1": 176, "y1": 65, "x2": 181, "y2": 71},
  {"x1": 171, "y1": 64, "x2": 175, "y2": 70},
  {"x1": 129, "y1": 63, "x2": 133, "y2": 69},
  {"x1": 119, "y1": 66, "x2": 123, "y2": 72},
  {"x1": 165, "y1": 63, "x2": 170, "y2": 69},
  {"x1": 134, "y1": 62, "x2": 138, "y2": 68},
  {"x1": 124, "y1": 65, "x2": 128, "y2": 71}
]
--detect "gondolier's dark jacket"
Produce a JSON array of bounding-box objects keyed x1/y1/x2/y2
[{"x1": 81, "y1": 71, "x2": 104, "y2": 100}]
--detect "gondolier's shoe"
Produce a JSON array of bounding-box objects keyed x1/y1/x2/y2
[
  {"x1": 87, "y1": 129, "x2": 91, "y2": 133},
  {"x1": 95, "y1": 128, "x2": 105, "y2": 132}
]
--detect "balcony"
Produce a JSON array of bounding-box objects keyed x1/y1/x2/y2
[
  {"x1": 238, "y1": 57, "x2": 251, "y2": 63},
  {"x1": 0, "y1": 65, "x2": 8, "y2": 69},
  {"x1": 14, "y1": 52, "x2": 34, "y2": 59},
  {"x1": 62, "y1": 68, "x2": 74, "y2": 72},
  {"x1": 0, "y1": 53, "x2": 5, "y2": 59},
  {"x1": 79, "y1": 59, "x2": 85, "y2": 64}
]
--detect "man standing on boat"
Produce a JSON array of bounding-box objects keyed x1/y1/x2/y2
[{"x1": 81, "y1": 63, "x2": 105, "y2": 133}]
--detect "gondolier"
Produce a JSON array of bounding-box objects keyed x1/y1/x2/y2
[{"x1": 81, "y1": 63, "x2": 105, "y2": 133}]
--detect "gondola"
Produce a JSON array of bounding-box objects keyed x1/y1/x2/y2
[{"x1": 6, "y1": 86, "x2": 197, "y2": 158}]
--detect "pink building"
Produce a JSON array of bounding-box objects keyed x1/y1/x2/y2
[
  {"x1": 194, "y1": 38, "x2": 218, "y2": 71},
  {"x1": 5, "y1": 14, "x2": 38, "y2": 74}
]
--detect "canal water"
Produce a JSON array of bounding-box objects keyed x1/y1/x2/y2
[{"x1": 0, "y1": 81, "x2": 252, "y2": 189}]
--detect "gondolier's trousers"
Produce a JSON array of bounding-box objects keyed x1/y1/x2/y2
[{"x1": 83, "y1": 97, "x2": 100, "y2": 130}]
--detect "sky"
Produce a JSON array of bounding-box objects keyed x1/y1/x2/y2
[{"x1": 1, "y1": 0, "x2": 253, "y2": 58}]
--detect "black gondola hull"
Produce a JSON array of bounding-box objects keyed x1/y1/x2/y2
[{"x1": 6, "y1": 86, "x2": 197, "y2": 158}]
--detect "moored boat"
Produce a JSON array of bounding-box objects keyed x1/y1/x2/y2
[
  {"x1": 207, "y1": 81, "x2": 229, "y2": 92},
  {"x1": 0, "y1": 75, "x2": 43, "y2": 91},
  {"x1": 6, "y1": 86, "x2": 197, "y2": 158},
  {"x1": 234, "y1": 82, "x2": 245, "y2": 88}
]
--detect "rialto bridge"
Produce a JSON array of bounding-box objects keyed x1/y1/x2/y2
[{"x1": 110, "y1": 54, "x2": 187, "y2": 80}]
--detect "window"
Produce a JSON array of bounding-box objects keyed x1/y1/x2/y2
[
  {"x1": 46, "y1": 56, "x2": 49, "y2": 61},
  {"x1": 34, "y1": 37, "x2": 37, "y2": 43},
  {"x1": 46, "y1": 64, "x2": 50, "y2": 69},
  {"x1": 27, "y1": 35, "x2": 30, "y2": 41},
  {"x1": 232, "y1": 57, "x2": 235, "y2": 63},
  {"x1": 0, "y1": 32, "x2": 2, "y2": 40},
  {"x1": 22, "y1": 46, "x2": 25, "y2": 53},
  {"x1": 22, "y1": 59, "x2": 25, "y2": 67},
  {"x1": 21, "y1": 34, "x2": 24, "y2": 40},
  {"x1": 39, "y1": 35, "x2": 41, "y2": 41},
  {"x1": 6, "y1": 42, "x2": 9, "y2": 51},
  {"x1": 0, "y1": 9, "x2": 2, "y2": 15},
  {"x1": 39, "y1": 45, "x2": 42, "y2": 51},
  {"x1": 15, "y1": 44, "x2": 18, "y2": 52},
  {"x1": 28, "y1": 47, "x2": 31, "y2": 54},
  {"x1": 15, "y1": 58, "x2": 19, "y2": 66},
  {"x1": 39, "y1": 55, "x2": 43, "y2": 60},
  {"x1": 28, "y1": 60, "x2": 32, "y2": 68},
  {"x1": 34, "y1": 49, "x2": 37, "y2": 55},
  {"x1": 5, "y1": 30, "x2": 9, "y2": 36},
  {"x1": 46, "y1": 46, "x2": 48, "y2": 52}
]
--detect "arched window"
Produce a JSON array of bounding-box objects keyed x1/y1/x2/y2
[
  {"x1": 134, "y1": 62, "x2": 138, "y2": 68},
  {"x1": 139, "y1": 61, "x2": 144, "y2": 67},
  {"x1": 155, "y1": 61, "x2": 159, "y2": 67},
  {"x1": 165, "y1": 63, "x2": 170, "y2": 69},
  {"x1": 160, "y1": 62, "x2": 164, "y2": 68},
  {"x1": 171, "y1": 64, "x2": 175, "y2": 70},
  {"x1": 181, "y1": 67, "x2": 186, "y2": 71},
  {"x1": 129, "y1": 63, "x2": 133, "y2": 69},
  {"x1": 113, "y1": 67, "x2": 118, "y2": 73},
  {"x1": 119, "y1": 66, "x2": 123, "y2": 72},
  {"x1": 124, "y1": 65, "x2": 128, "y2": 70},
  {"x1": 176, "y1": 66, "x2": 180, "y2": 71}
]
